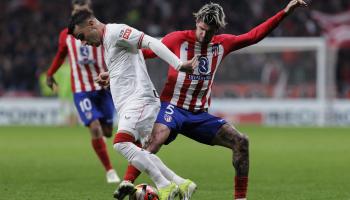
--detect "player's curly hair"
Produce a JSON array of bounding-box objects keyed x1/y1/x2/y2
[
  {"x1": 68, "y1": 10, "x2": 94, "y2": 35},
  {"x1": 193, "y1": 2, "x2": 227, "y2": 29}
]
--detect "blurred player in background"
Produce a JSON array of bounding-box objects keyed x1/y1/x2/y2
[
  {"x1": 46, "y1": 0, "x2": 120, "y2": 184},
  {"x1": 68, "y1": 9, "x2": 197, "y2": 200},
  {"x1": 108, "y1": 0, "x2": 308, "y2": 200}
]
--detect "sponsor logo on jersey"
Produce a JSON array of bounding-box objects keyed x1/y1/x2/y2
[
  {"x1": 164, "y1": 114, "x2": 172, "y2": 122},
  {"x1": 79, "y1": 59, "x2": 96, "y2": 65},
  {"x1": 198, "y1": 56, "x2": 210, "y2": 75},
  {"x1": 188, "y1": 74, "x2": 212, "y2": 80},
  {"x1": 79, "y1": 46, "x2": 96, "y2": 65},
  {"x1": 80, "y1": 46, "x2": 89, "y2": 57},
  {"x1": 122, "y1": 28, "x2": 132, "y2": 39}
]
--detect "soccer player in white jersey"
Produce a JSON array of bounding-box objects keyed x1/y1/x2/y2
[
  {"x1": 108, "y1": 1, "x2": 308, "y2": 200},
  {"x1": 67, "y1": 10, "x2": 197, "y2": 200},
  {"x1": 46, "y1": 0, "x2": 119, "y2": 184}
]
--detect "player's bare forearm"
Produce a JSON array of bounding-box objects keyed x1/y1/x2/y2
[
  {"x1": 178, "y1": 55, "x2": 199, "y2": 73},
  {"x1": 284, "y1": 0, "x2": 308, "y2": 14}
]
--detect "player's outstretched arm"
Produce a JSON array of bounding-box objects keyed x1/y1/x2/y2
[
  {"x1": 141, "y1": 35, "x2": 197, "y2": 73},
  {"x1": 284, "y1": 0, "x2": 307, "y2": 14},
  {"x1": 46, "y1": 29, "x2": 69, "y2": 92},
  {"x1": 226, "y1": 0, "x2": 308, "y2": 52}
]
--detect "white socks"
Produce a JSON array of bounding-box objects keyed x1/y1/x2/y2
[
  {"x1": 148, "y1": 153, "x2": 186, "y2": 185},
  {"x1": 114, "y1": 142, "x2": 170, "y2": 188}
]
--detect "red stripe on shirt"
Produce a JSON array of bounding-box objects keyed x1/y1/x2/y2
[
  {"x1": 71, "y1": 39, "x2": 86, "y2": 92},
  {"x1": 84, "y1": 62, "x2": 95, "y2": 91},
  {"x1": 138, "y1": 33, "x2": 144, "y2": 49},
  {"x1": 92, "y1": 47, "x2": 101, "y2": 74},
  {"x1": 189, "y1": 43, "x2": 208, "y2": 112},
  {"x1": 176, "y1": 42, "x2": 194, "y2": 108},
  {"x1": 200, "y1": 44, "x2": 220, "y2": 110},
  {"x1": 67, "y1": 36, "x2": 76, "y2": 93}
]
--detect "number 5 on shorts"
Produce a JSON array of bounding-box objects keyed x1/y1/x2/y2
[{"x1": 165, "y1": 104, "x2": 175, "y2": 115}]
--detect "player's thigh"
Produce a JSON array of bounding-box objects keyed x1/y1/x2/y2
[
  {"x1": 135, "y1": 103, "x2": 160, "y2": 144},
  {"x1": 182, "y1": 112, "x2": 227, "y2": 145},
  {"x1": 73, "y1": 92, "x2": 103, "y2": 126},
  {"x1": 154, "y1": 102, "x2": 185, "y2": 145},
  {"x1": 118, "y1": 102, "x2": 159, "y2": 144}
]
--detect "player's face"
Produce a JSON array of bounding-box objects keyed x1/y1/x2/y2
[
  {"x1": 195, "y1": 21, "x2": 217, "y2": 44},
  {"x1": 74, "y1": 20, "x2": 101, "y2": 47}
]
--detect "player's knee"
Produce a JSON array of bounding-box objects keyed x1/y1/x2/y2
[
  {"x1": 223, "y1": 126, "x2": 249, "y2": 151},
  {"x1": 237, "y1": 134, "x2": 249, "y2": 152},
  {"x1": 233, "y1": 133, "x2": 249, "y2": 153},
  {"x1": 146, "y1": 126, "x2": 168, "y2": 153},
  {"x1": 102, "y1": 124, "x2": 113, "y2": 138},
  {"x1": 145, "y1": 134, "x2": 162, "y2": 153},
  {"x1": 89, "y1": 120, "x2": 103, "y2": 138},
  {"x1": 146, "y1": 141, "x2": 161, "y2": 154}
]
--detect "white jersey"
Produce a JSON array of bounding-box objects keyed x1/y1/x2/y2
[{"x1": 102, "y1": 24, "x2": 159, "y2": 113}]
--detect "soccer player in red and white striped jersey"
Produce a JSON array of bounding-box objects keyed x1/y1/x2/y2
[
  {"x1": 46, "y1": 0, "x2": 120, "y2": 184},
  {"x1": 117, "y1": 1, "x2": 308, "y2": 200}
]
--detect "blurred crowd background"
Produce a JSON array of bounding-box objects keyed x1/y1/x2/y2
[{"x1": 0, "y1": 0, "x2": 349, "y2": 98}]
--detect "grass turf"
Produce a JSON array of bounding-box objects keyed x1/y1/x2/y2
[{"x1": 0, "y1": 126, "x2": 349, "y2": 200}]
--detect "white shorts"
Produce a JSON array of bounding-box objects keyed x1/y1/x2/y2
[{"x1": 117, "y1": 101, "x2": 160, "y2": 144}]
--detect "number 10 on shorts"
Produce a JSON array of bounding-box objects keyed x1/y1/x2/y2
[{"x1": 79, "y1": 98, "x2": 92, "y2": 112}]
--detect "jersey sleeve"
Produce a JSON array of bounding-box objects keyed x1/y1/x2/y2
[
  {"x1": 115, "y1": 24, "x2": 145, "y2": 49},
  {"x1": 222, "y1": 10, "x2": 287, "y2": 53},
  {"x1": 47, "y1": 29, "x2": 68, "y2": 76},
  {"x1": 141, "y1": 32, "x2": 176, "y2": 59}
]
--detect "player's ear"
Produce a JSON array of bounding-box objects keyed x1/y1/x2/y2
[{"x1": 87, "y1": 18, "x2": 95, "y2": 26}]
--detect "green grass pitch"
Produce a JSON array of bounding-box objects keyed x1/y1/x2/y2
[{"x1": 1, "y1": 126, "x2": 350, "y2": 200}]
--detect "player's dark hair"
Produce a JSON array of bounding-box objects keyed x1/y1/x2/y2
[
  {"x1": 68, "y1": 10, "x2": 94, "y2": 35},
  {"x1": 193, "y1": 2, "x2": 227, "y2": 29}
]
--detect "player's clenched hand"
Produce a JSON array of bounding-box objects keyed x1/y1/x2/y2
[
  {"x1": 95, "y1": 71, "x2": 110, "y2": 87},
  {"x1": 284, "y1": 0, "x2": 308, "y2": 14},
  {"x1": 46, "y1": 76, "x2": 58, "y2": 93},
  {"x1": 178, "y1": 55, "x2": 199, "y2": 73}
]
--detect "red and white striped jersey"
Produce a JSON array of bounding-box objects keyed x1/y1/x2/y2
[
  {"x1": 143, "y1": 10, "x2": 286, "y2": 112},
  {"x1": 47, "y1": 28, "x2": 107, "y2": 93}
]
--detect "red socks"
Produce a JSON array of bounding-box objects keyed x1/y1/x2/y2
[
  {"x1": 91, "y1": 138, "x2": 113, "y2": 171},
  {"x1": 124, "y1": 165, "x2": 141, "y2": 183},
  {"x1": 235, "y1": 176, "x2": 248, "y2": 199}
]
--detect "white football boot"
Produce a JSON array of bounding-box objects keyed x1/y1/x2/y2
[{"x1": 106, "y1": 169, "x2": 121, "y2": 184}]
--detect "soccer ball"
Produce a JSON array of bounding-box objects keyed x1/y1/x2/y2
[{"x1": 129, "y1": 183, "x2": 159, "y2": 200}]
